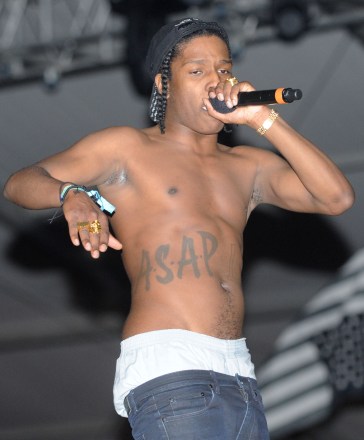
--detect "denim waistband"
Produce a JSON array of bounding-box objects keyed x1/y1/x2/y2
[{"x1": 124, "y1": 369, "x2": 257, "y2": 416}]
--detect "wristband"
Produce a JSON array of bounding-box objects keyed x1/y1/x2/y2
[
  {"x1": 257, "y1": 109, "x2": 279, "y2": 136},
  {"x1": 59, "y1": 183, "x2": 116, "y2": 216},
  {"x1": 85, "y1": 187, "x2": 116, "y2": 216},
  {"x1": 60, "y1": 183, "x2": 86, "y2": 204}
]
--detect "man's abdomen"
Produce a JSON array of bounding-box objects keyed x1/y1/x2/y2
[{"x1": 121, "y1": 222, "x2": 245, "y2": 339}]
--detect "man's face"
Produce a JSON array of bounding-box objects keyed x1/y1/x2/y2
[{"x1": 167, "y1": 35, "x2": 233, "y2": 134}]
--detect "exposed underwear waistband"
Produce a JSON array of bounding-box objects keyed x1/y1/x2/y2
[{"x1": 113, "y1": 329, "x2": 256, "y2": 417}]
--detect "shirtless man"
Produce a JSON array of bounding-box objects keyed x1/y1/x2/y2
[{"x1": 4, "y1": 18, "x2": 354, "y2": 439}]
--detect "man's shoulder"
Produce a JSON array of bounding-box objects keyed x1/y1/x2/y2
[
  {"x1": 90, "y1": 125, "x2": 146, "y2": 143},
  {"x1": 228, "y1": 144, "x2": 279, "y2": 164},
  {"x1": 77, "y1": 125, "x2": 155, "y2": 156},
  {"x1": 229, "y1": 144, "x2": 269, "y2": 156},
  {"x1": 224, "y1": 144, "x2": 263, "y2": 161}
]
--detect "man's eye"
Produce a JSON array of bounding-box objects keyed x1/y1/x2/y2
[
  {"x1": 191, "y1": 70, "x2": 202, "y2": 75},
  {"x1": 220, "y1": 69, "x2": 231, "y2": 75}
]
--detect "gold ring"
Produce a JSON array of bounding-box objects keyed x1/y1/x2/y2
[
  {"x1": 226, "y1": 77, "x2": 239, "y2": 86},
  {"x1": 89, "y1": 220, "x2": 101, "y2": 234},
  {"x1": 77, "y1": 221, "x2": 90, "y2": 232}
]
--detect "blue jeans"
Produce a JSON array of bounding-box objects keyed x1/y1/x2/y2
[{"x1": 124, "y1": 369, "x2": 270, "y2": 440}]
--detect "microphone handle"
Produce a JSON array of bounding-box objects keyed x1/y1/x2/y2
[
  {"x1": 237, "y1": 88, "x2": 303, "y2": 105},
  {"x1": 209, "y1": 88, "x2": 302, "y2": 113}
]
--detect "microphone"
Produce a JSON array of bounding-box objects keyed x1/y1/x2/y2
[{"x1": 209, "y1": 87, "x2": 302, "y2": 114}]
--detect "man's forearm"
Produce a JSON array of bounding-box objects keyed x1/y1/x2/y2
[
  {"x1": 261, "y1": 115, "x2": 354, "y2": 214},
  {"x1": 3, "y1": 165, "x2": 63, "y2": 209}
]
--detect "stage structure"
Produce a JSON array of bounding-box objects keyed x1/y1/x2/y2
[{"x1": 1, "y1": 0, "x2": 364, "y2": 93}]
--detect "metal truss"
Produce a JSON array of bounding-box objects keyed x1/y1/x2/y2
[
  {"x1": 1, "y1": 0, "x2": 364, "y2": 90},
  {"x1": 0, "y1": 0, "x2": 126, "y2": 88},
  {"x1": 173, "y1": 0, "x2": 364, "y2": 54}
]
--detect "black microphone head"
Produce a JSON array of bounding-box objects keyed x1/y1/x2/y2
[
  {"x1": 282, "y1": 88, "x2": 303, "y2": 103},
  {"x1": 209, "y1": 97, "x2": 235, "y2": 114},
  {"x1": 294, "y1": 89, "x2": 303, "y2": 100}
]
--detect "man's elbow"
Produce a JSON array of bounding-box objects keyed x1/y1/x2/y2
[
  {"x1": 326, "y1": 188, "x2": 355, "y2": 216},
  {"x1": 3, "y1": 171, "x2": 26, "y2": 205},
  {"x1": 3, "y1": 174, "x2": 15, "y2": 202}
]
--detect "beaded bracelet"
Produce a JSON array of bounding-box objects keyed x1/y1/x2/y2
[{"x1": 59, "y1": 183, "x2": 86, "y2": 205}]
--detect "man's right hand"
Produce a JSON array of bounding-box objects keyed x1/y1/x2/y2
[{"x1": 62, "y1": 190, "x2": 122, "y2": 259}]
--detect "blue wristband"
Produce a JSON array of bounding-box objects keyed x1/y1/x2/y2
[
  {"x1": 59, "y1": 183, "x2": 115, "y2": 216},
  {"x1": 85, "y1": 188, "x2": 116, "y2": 216}
]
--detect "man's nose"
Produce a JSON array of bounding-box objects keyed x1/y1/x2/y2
[{"x1": 206, "y1": 71, "x2": 222, "y2": 89}]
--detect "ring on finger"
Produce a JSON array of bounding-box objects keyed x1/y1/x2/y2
[
  {"x1": 89, "y1": 220, "x2": 102, "y2": 234},
  {"x1": 77, "y1": 221, "x2": 90, "y2": 232},
  {"x1": 226, "y1": 76, "x2": 239, "y2": 86}
]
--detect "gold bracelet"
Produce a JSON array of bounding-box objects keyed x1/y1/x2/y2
[{"x1": 257, "y1": 109, "x2": 279, "y2": 136}]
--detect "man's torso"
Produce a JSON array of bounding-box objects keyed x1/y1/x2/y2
[{"x1": 99, "y1": 127, "x2": 260, "y2": 339}]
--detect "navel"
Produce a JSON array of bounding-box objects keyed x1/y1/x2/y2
[{"x1": 220, "y1": 281, "x2": 231, "y2": 294}]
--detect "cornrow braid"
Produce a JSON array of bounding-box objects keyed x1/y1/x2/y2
[{"x1": 158, "y1": 50, "x2": 173, "y2": 134}]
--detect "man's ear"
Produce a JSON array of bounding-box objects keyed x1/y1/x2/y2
[
  {"x1": 155, "y1": 73, "x2": 162, "y2": 94},
  {"x1": 155, "y1": 73, "x2": 169, "y2": 97}
]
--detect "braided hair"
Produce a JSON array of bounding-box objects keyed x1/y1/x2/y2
[
  {"x1": 156, "y1": 50, "x2": 173, "y2": 134},
  {"x1": 154, "y1": 29, "x2": 231, "y2": 134}
]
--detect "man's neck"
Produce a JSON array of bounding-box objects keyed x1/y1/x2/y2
[{"x1": 160, "y1": 124, "x2": 221, "y2": 155}]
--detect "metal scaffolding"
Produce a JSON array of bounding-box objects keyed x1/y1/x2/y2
[
  {"x1": 1, "y1": 0, "x2": 364, "y2": 91},
  {"x1": 0, "y1": 0, "x2": 126, "y2": 88}
]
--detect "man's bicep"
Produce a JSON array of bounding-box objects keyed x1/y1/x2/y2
[
  {"x1": 258, "y1": 155, "x2": 319, "y2": 213},
  {"x1": 37, "y1": 129, "x2": 120, "y2": 186}
]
